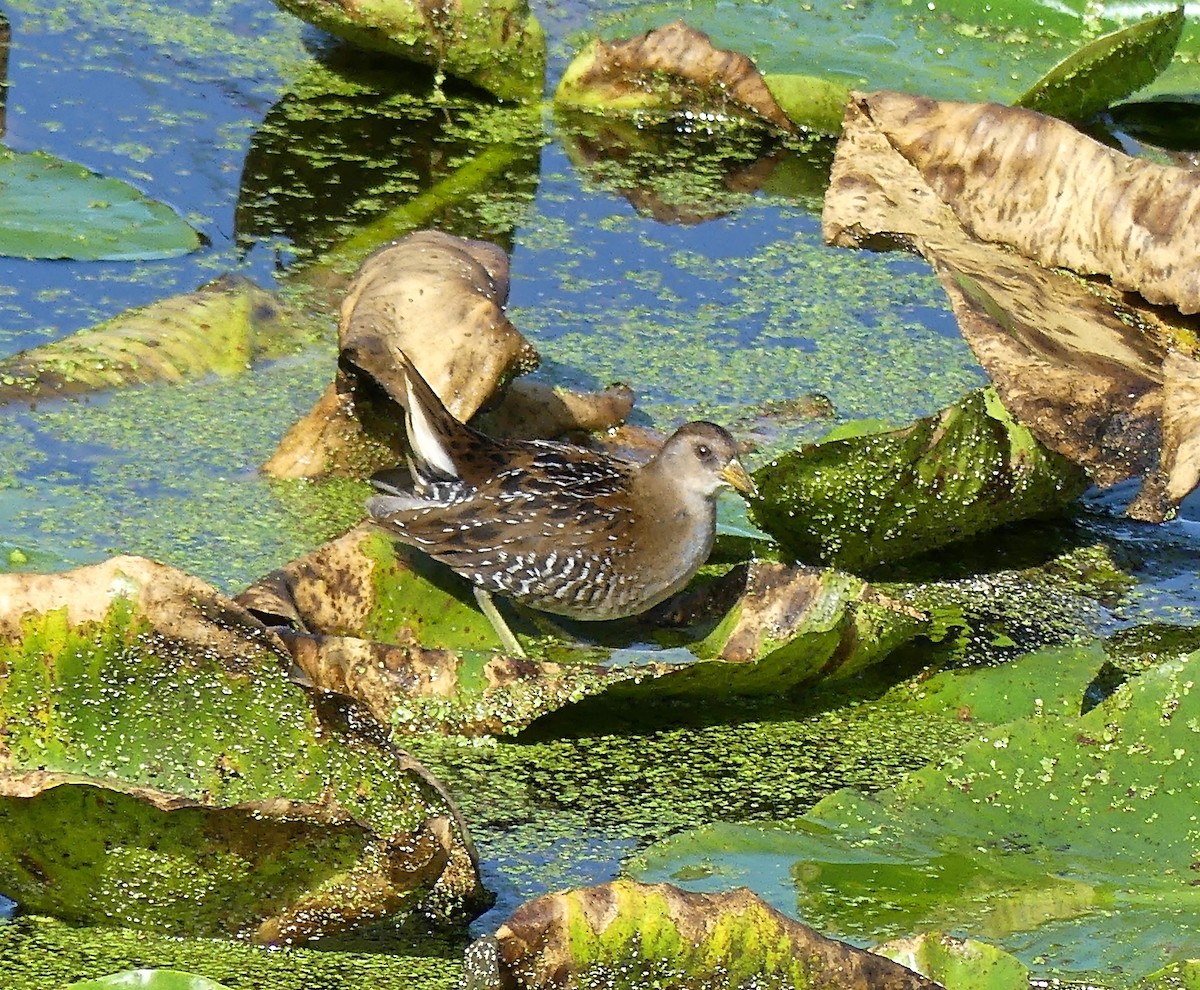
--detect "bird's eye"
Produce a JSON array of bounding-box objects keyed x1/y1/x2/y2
[{"x1": 695, "y1": 443, "x2": 711, "y2": 459}]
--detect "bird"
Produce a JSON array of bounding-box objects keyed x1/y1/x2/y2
[{"x1": 365, "y1": 350, "x2": 757, "y2": 656}]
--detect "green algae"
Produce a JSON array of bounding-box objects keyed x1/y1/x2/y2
[
  {"x1": 751, "y1": 388, "x2": 1089, "y2": 571},
  {"x1": 0, "y1": 783, "x2": 369, "y2": 936},
  {"x1": 515, "y1": 194, "x2": 985, "y2": 442},
  {"x1": 404, "y1": 672, "x2": 980, "y2": 920},
  {"x1": 68, "y1": 973, "x2": 234, "y2": 990},
  {"x1": 0, "y1": 596, "x2": 446, "y2": 829},
  {"x1": 4, "y1": 0, "x2": 310, "y2": 91},
  {"x1": 1, "y1": 346, "x2": 345, "y2": 592},
  {"x1": 241, "y1": 61, "x2": 544, "y2": 273},
  {"x1": 0, "y1": 915, "x2": 460, "y2": 990}
]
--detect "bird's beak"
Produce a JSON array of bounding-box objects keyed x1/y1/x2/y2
[{"x1": 720, "y1": 459, "x2": 758, "y2": 498}]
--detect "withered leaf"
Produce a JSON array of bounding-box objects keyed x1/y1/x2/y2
[
  {"x1": 556, "y1": 20, "x2": 797, "y2": 134},
  {"x1": 466, "y1": 880, "x2": 939, "y2": 989},
  {"x1": 822, "y1": 91, "x2": 1200, "y2": 520},
  {"x1": 264, "y1": 229, "x2": 632, "y2": 479}
]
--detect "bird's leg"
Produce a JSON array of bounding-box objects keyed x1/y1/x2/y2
[{"x1": 473, "y1": 586, "x2": 527, "y2": 657}]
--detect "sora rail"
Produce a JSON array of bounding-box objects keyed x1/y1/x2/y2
[{"x1": 366, "y1": 351, "x2": 757, "y2": 655}]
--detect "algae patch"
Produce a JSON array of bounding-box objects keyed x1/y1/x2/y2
[{"x1": 0, "y1": 915, "x2": 460, "y2": 990}]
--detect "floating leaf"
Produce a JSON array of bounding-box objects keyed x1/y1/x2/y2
[
  {"x1": 0, "y1": 277, "x2": 317, "y2": 405},
  {"x1": 237, "y1": 525, "x2": 932, "y2": 734},
  {"x1": 874, "y1": 934, "x2": 1029, "y2": 990},
  {"x1": 634, "y1": 645, "x2": 1200, "y2": 981},
  {"x1": 572, "y1": 2, "x2": 1200, "y2": 134},
  {"x1": 467, "y1": 880, "x2": 941, "y2": 990},
  {"x1": 1017, "y1": 7, "x2": 1185, "y2": 121},
  {"x1": 555, "y1": 20, "x2": 796, "y2": 133},
  {"x1": 0, "y1": 147, "x2": 200, "y2": 261},
  {"x1": 750, "y1": 388, "x2": 1087, "y2": 571},
  {"x1": 0, "y1": 556, "x2": 482, "y2": 941}
]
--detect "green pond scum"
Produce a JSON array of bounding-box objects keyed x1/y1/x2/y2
[{"x1": 0, "y1": 915, "x2": 460, "y2": 990}]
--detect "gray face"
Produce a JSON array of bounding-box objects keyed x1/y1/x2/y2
[{"x1": 659, "y1": 422, "x2": 753, "y2": 499}]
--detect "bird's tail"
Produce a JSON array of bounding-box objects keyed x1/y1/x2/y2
[{"x1": 389, "y1": 347, "x2": 470, "y2": 484}]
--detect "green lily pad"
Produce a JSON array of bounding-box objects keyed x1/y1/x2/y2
[
  {"x1": 0, "y1": 148, "x2": 201, "y2": 261},
  {"x1": 1017, "y1": 7, "x2": 1186, "y2": 121},
  {"x1": 633, "y1": 644, "x2": 1200, "y2": 981},
  {"x1": 0, "y1": 556, "x2": 482, "y2": 941},
  {"x1": 750, "y1": 388, "x2": 1088, "y2": 572},
  {"x1": 66, "y1": 971, "x2": 233, "y2": 990},
  {"x1": 579, "y1": 1, "x2": 1197, "y2": 134}
]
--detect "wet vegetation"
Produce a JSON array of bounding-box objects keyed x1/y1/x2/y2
[{"x1": 0, "y1": 0, "x2": 1199, "y2": 988}]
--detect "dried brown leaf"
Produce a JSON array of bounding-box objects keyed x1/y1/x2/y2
[
  {"x1": 264, "y1": 229, "x2": 633, "y2": 479},
  {"x1": 859, "y1": 93, "x2": 1200, "y2": 314},
  {"x1": 822, "y1": 91, "x2": 1200, "y2": 519},
  {"x1": 1162, "y1": 350, "x2": 1200, "y2": 503},
  {"x1": 559, "y1": 20, "x2": 796, "y2": 134}
]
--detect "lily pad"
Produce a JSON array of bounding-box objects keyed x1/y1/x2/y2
[
  {"x1": 555, "y1": 20, "x2": 796, "y2": 133},
  {"x1": 1016, "y1": 7, "x2": 1186, "y2": 122},
  {"x1": 633, "y1": 644, "x2": 1200, "y2": 981},
  {"x1": 0, "y1": 556, "x2": 483, "y2": 941},
  {"x1": 0, "y1": 277, "x2": 318, "y2": 405},
  {"x1": 0, "y1": 147, "x2": 201, "y2": 261},
  {"x1": 465, "y1": 880, "x2": 940, "y2": 990},
  {"x1": 822, "y1": 90, "x2": 1200, "y2": 520},
  {"x1": 237, "y1": 525, "x2": 933, "y2": 734},
  {"x1": 750, "y1": 388, "x2": 1088, "y2": 571}
]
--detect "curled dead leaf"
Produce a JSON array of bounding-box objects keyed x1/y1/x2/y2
[
  {"x1": 338, "y1": 230, "x2": 535, "y2": 422},
  {"x1": 467, "y1": 880, "x2": 938, "y2": 989},
  {"x1": 264, "y1": 229, "x2": 633, "y2": 478},
  {"x1": 556, "y1": 20, "x2": 797, "y2": 134},
  {"x1": 853, "y1": 93, "x2": 1200, "y2": 314},
  {"x1": 473, "y1": 379, "x2": 634, "y2": 440},
  {"x1": 822, "y1": 91, "x2": 1200, "y2": 519}
]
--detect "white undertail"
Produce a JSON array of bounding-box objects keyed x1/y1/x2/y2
[{"x1": 405, "y1": 376, "x2": 458, "y2": 479}]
